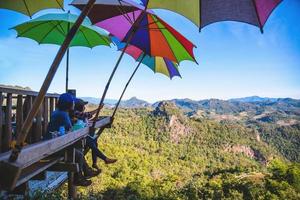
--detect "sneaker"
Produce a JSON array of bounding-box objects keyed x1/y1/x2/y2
[
  {"x1": 74, "y1": 177, "x2": 92, "y2": 187},
  {"x1": 105, "y1": 158, "x2": 117, "y2": 165},
  {"x1": 92, "y1": 163, "x2": 101, "y2": 171},
  {"x1": 84, "y1": 167, "x2": 101, "y2": 179}
]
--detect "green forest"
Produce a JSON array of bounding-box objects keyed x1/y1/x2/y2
[{"x1": 32, "y1": 102, "x2": 300, "y2": 200}]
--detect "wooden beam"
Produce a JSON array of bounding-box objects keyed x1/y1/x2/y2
[
  {"x1": 16, "y1": 157, "x2": 63, "y2": 189},
  {"x1": 24, "y1": 96, "x2": 33, "y2": 144},
  {"x1": 48, "y1": 162, "x2": 79, "y2": 173},
  {"x1": 0, "y1": 86, "x2": 59, "y2": 98},
  {"x1": 3, "y1": 93, "x2": 12, "y2": 152}
]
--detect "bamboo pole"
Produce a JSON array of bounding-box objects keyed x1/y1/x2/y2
[
  {"x1": 9, "y1": 0, "x2": 97, "y2": 162},
  {"x1": 66, "y1": 19, "x2": 71, "y2": 92},
  {"x1": 91, "y1": 10, "x2": 147, "y2": 132},
  {"x1": 66, "y1": 48, "x2": 70, "y2": 92},
  {"x1": 111, "y1": 54, "x2": 146, "y2": 119}
]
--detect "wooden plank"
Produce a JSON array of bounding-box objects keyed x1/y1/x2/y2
[
  {"x1": 16, "y1": 95, "x2": 23, "y2": 139},
  {"x1": 0, "y1": 117, "x2": 111, "y2": 165},
  {"x1": 16, "y1": 157, "x2": 63, "y2": 189},
  {"x1": 0, "y1": 86, "x2": 59, "y2": 98},
  {"x1": 3, "y1": 93, "x2": 12, "y2": 152},
  {"x1": 0, "y1": 92, "x2": 3, "y2": 152},
  {"x1": 43, "y1": 97, "x2": 49, "y2": 137},
  {"x1": 48, "y1": 162, "x2": 79, "y2": 173}
]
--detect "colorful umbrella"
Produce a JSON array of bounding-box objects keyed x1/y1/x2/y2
[
  {"x1": 142, "y1": 0, "x2": 282, "y2": 33},
  {"x1": 111, "y1": 37, "x2": 182, "y2": 119},
  {"x1": 12, "y1": 13, "x2": 111, "y2": 91},
  {"x1": 112, "y1": 36, "x2": 181, "y2": 79},
  {"x1": 0, "y1": 0, "x2": 64, "y2": 17},
  {"x1": 71, "y1": 0, "x2": 197, "y2": 129}
]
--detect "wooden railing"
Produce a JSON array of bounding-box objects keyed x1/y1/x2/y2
[
  {"x1": 0, "y1": 86, "x2": 112, "y2": 198},
  {"x1": 0, "y1": 86, "x2": 59, "y2": 153}
]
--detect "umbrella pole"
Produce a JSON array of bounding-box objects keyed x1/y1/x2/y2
[
  {"x1": 91, "y1": 10, "x2": 148, "y2": 131},
  {"x1": 66, "y1": 48, "x2": 70, "y2": 92},
  {"x1": 90, "y1": 39, "x2": 131, "y2": 130},
  {"x1": 9, "y1": 0, "x2": 97, "y2": 162},
  {"x1": 111, "y1": 54, "x2": 146, "y2": 119}
]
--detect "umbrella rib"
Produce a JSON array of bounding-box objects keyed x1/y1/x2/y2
[
  {"x1": 79, "y1": 29, "x2": 92, "y2": 48},
  {"x1": 116, "y1": 5, "x2": 133, "y2": 24},
  {"x1": 117, "y1": 1, "x2": 134, "y2": 24},
  {"x1": 16, "y1": 21, "x2": 50, "y2": 37},
  {"x1": 56, "y1": 21, "x2": 68, "y2": 36},
  {"x1": 99, "y1": 34, "x2": 111, "y2": 46},
  {"x1": 22, "y1": 0, "x2": 32, "y2": 17},
  {"x1": 118, "y1": 0, "x2": 133, "y2": 23},
  {"x1": 55, "y1": 0, "x2": 65, "y2": 10},
  {"x1": 39, "y1": 21, "x2": 63, "y2": 45},
  {"x1": 157, "y1": 16, "x2": 197, "y2": 62}
]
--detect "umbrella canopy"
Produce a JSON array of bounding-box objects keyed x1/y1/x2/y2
[
  {"x1": 0, "y1": 0, "x2": 64, "y2": 17},
  {"x1": 142, "y1": 0, "x2": 282, "y2": 32},
  {"x1": 12, "y1": 13, "x2": 111, "y2": 47},
  {"x1": 112, "y1": 37, "x2": 181, "y2": 79},
  {"x1": 71, "y1": 0, "x2": 197, "y2": 63}
]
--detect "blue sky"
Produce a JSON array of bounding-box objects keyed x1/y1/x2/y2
[{"x1": 0, "y1": 0, "x2": 299, "y2": 102}]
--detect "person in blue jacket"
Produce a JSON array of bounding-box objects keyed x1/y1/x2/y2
[{"x1": 46, "y1": 93, "x2": 99, "y2": 186}]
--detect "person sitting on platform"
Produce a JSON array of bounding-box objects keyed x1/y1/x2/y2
[
  {"x1": 46, "y1": 93, "x2": 99, "y2": 187},
  {"x1": 72, "y1": 98, "x2": 117, "y2": 171}
]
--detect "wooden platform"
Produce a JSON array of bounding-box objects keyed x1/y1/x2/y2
[{"x1": 0, "y1": 116, "x2": 111, "y2": 191}]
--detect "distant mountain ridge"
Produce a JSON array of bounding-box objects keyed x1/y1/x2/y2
[{"x1": 81, "y1": 96, "x2": 300, "y2": 112}]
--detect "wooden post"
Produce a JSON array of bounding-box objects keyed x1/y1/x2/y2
[
  {"x1": 16, "y1": 95, "x2": 23, "y2": 139},
  {"x1": 9, "y1": 0, "x2": 97, "y2": 162},
  {"x1": 33, "y1": 103, "x2": 43, "y2": 143},
  {"x1": 3, "y1": 93, "x2": 12, "y2": 152},
  {"x1": 112, "y1": 54, "x2": 145, "y2": 119},
  {"x1": 49, "y1": 97, "x2": 54, "y2": 115},
  {"x1": 0, "y1": 92, "x2": 3, "y2": 152},
  {"x1": 54, "y1": 97, "x2": 58, "y2": 110},
  {"x1": 66, "y1": 147, "x2": 77, "y2": 199},
  {"x1": 43, "y1": 97, "x2": 49, "y2": 137}
]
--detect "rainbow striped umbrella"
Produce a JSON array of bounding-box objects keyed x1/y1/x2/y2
[
  {"x1": 112, "y1": 37, "x2": 181, "y2": 79},
  {"x1": 111, "y1": 37, "x2": 182, "y2": 119},
  {"x1": 71, "y1": 0, "x2": 197, "y2": 128},
  {"x1": 142, "y1": 0, "x2": 282, "y2": 33}
]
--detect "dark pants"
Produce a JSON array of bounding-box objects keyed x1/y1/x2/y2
[
  {"x1": 86, "y1": 136, "x2": 107, "y2": 164},
  {"x1": 75, "y1": 149, "x2": 88, "y2": 172}
]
